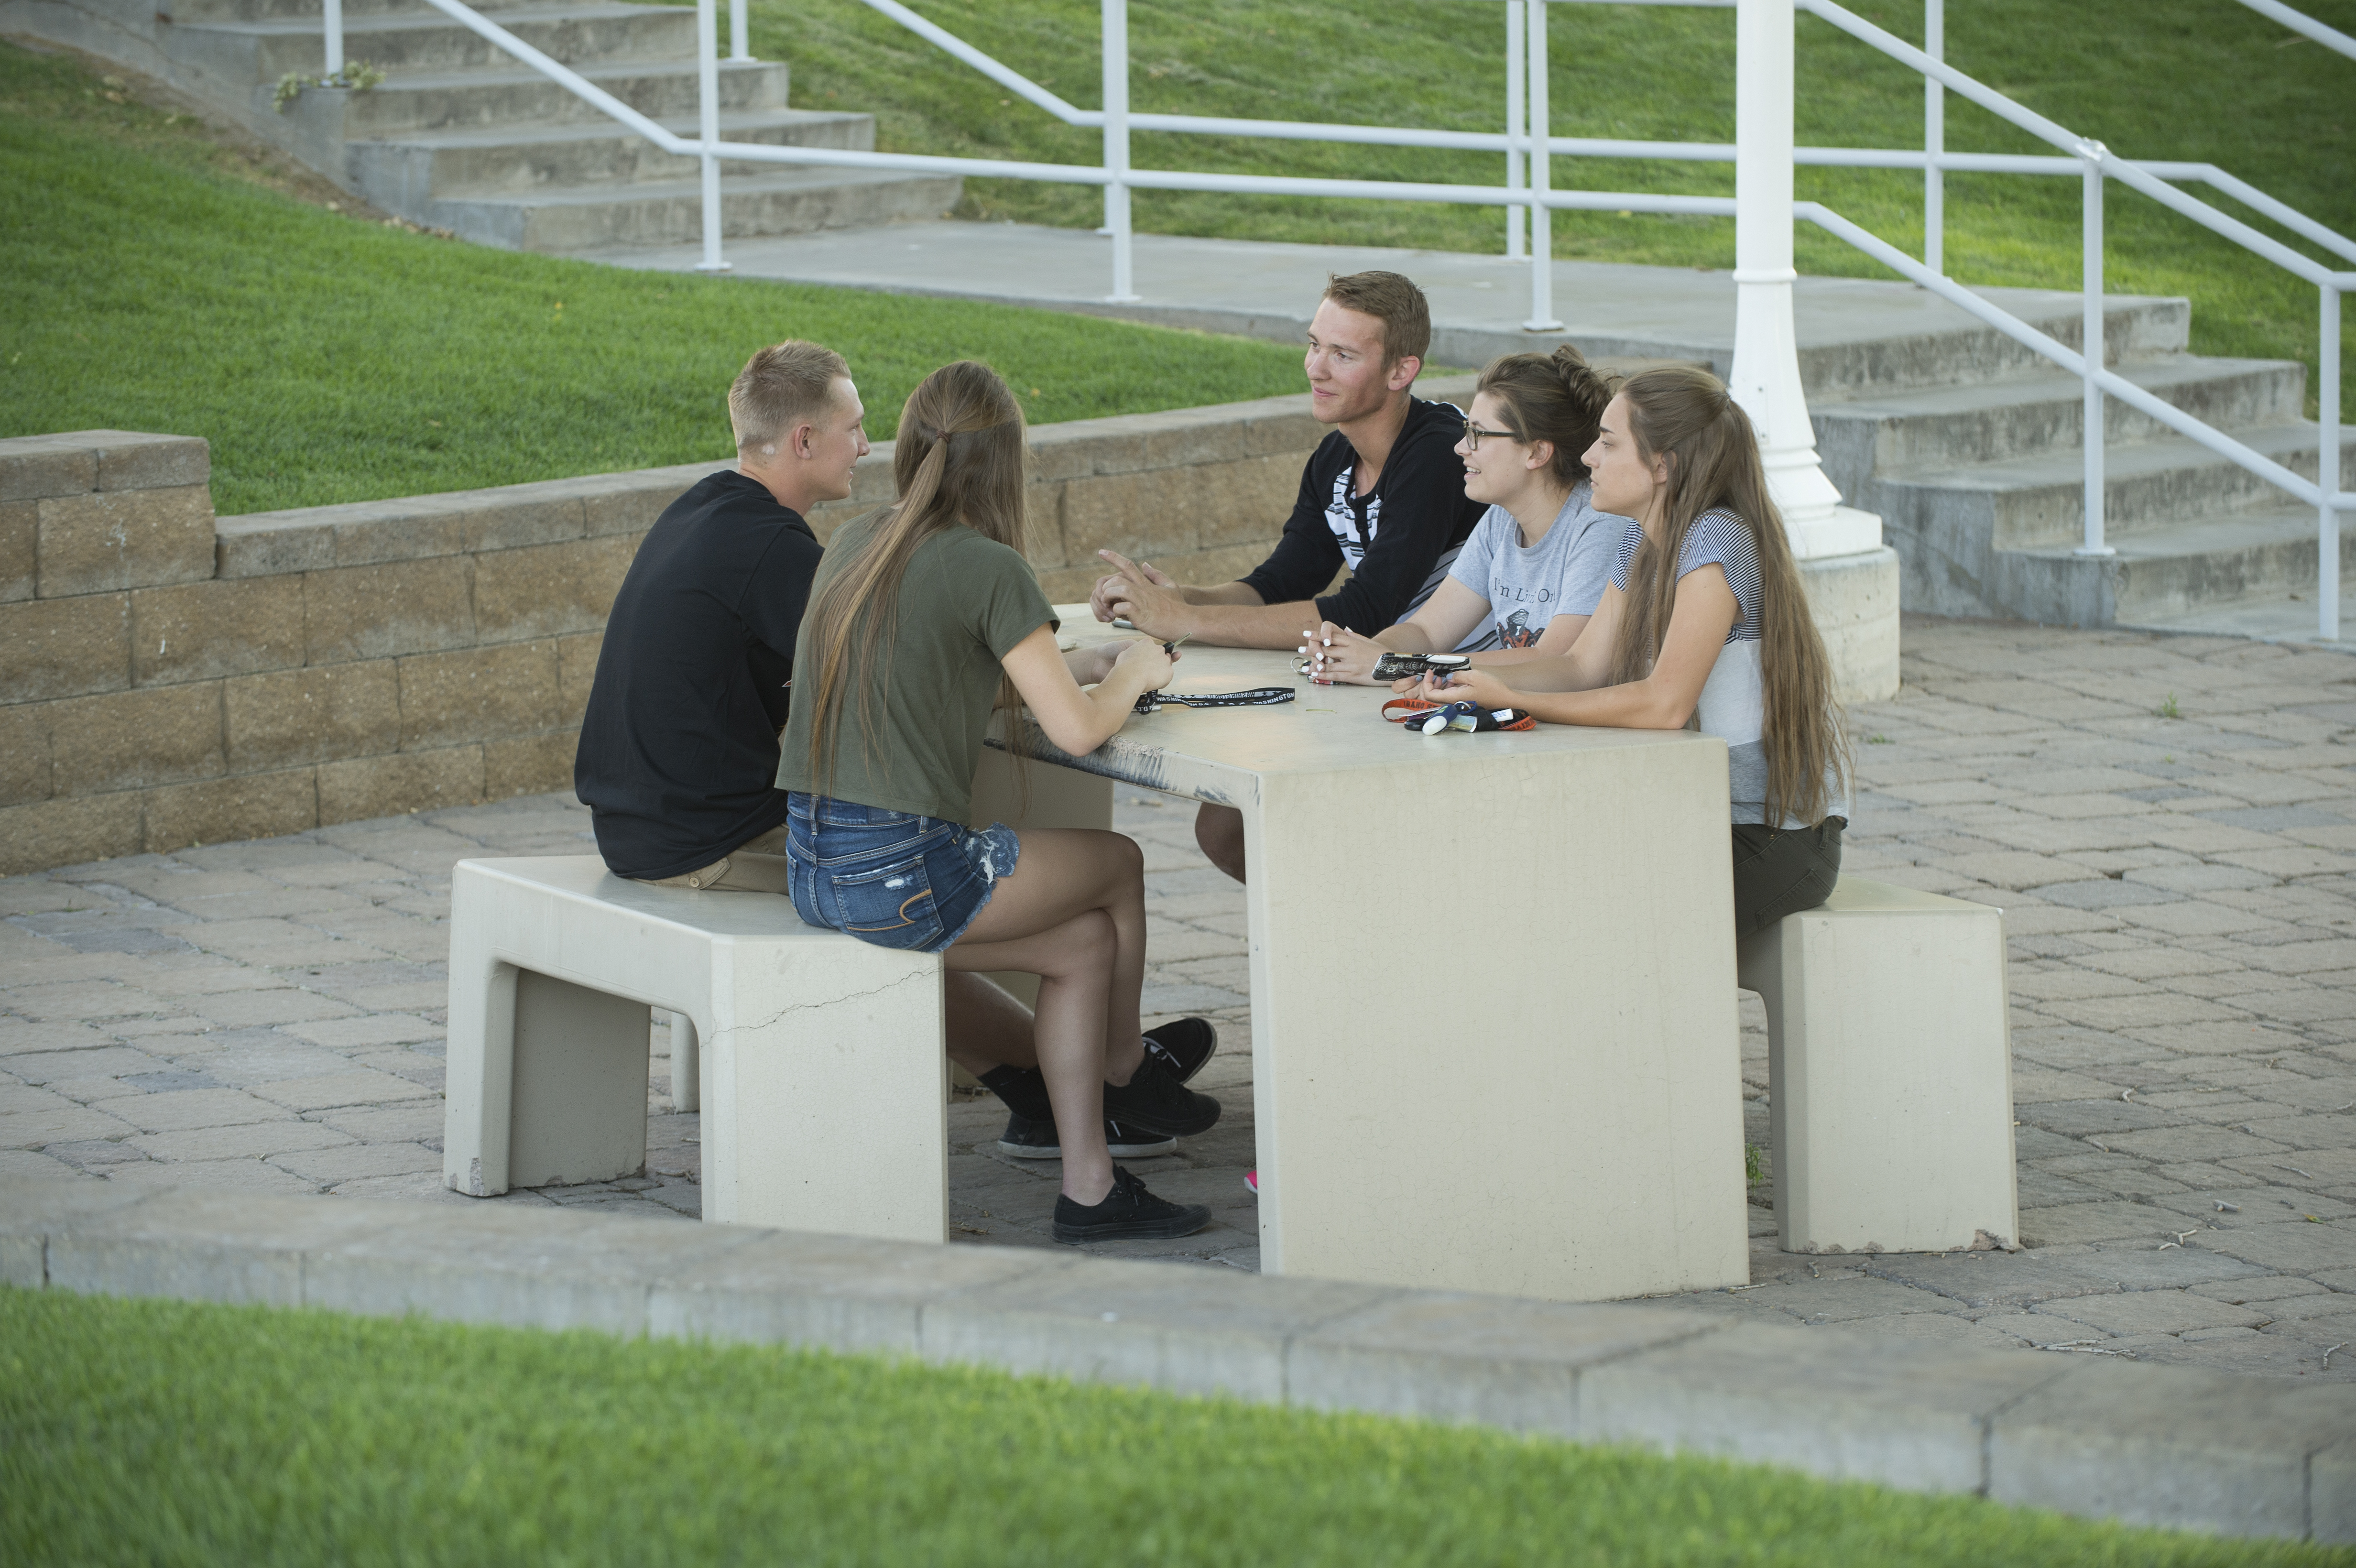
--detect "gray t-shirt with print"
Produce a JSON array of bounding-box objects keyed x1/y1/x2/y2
[{"x1": 1445, "y1": 481, "x2": 1625, "y2": 653}]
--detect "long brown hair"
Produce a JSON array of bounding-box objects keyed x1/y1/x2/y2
[
  {"x1": 1609, "y1": 366, "x2": 1847, "y2": 826},
  {"x1": 1474, "y1": 344, "x2": 1617, "y2": 487},
  {"x1": 800, "y1": 360, "x2": 1027, "y2": 788}
]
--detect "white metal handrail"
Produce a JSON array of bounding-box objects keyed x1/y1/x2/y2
[
  {"x1": 348, "y1": 0, "x2": 2352, "y2": 636},
  {"x1": 1799, "y1": 0, "x2": 2349, "y2": 635},
  {"x1": 2236, "y1": 0, "x2": 2356, "y2": 62}
]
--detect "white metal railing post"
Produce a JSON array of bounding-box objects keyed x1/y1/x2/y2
[
  {"x1": 1103, "y1": 0, "x2": 1138, "y2": 302},
  {"x1": 694, "y1": 0, "x2": 728, "y2": 272},
  {"x1": 2324, "y1": 283, "x2": 2342, "y2": 640},
  {"x1": 2077, "y1": 142, "x2": 2110, "y2": 555},
  {"x1": 1522, "y1": 0, "x2": 1562, "y2": 331},
  {"x1": 729, "y1": 0, "x2": 748, "y2": 61},
  {"x1": 1731, "y1": 0, "x2": 1855, "y2": 555},
  {"x1": 1922, "y1": 0, "x2": 1942, "y2": 273},
  {"x1": 324, "y1": 0, "x2": 344, "y2": 78},
  {"x1": 1505, "y1": 0, "x2": 1527, "y2": 261}
]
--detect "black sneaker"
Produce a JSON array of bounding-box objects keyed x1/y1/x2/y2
[
  {"x1": 996, "y1": 1112, "x2": 1177, "y2": 1161},
  {"x1": 1052, "y1": 1165, "x2": 1212, "y2": 1244},
  {"x1": 1142, "y1": 1017, "x2": 1218, "y2": 1083},
  {"x1": 1102, "y1": 1053, "x2": 1221, "y2": 1137}
]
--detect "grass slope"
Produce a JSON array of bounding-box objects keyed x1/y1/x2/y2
[
  {"x1": 2, "y1": 1285, "x2": 2344, "y2": 1568},
  {"x1": 769, "y1": 0, "x2": 2356, "y2": 417},
  {"x1": 0, "y1": 42, "x2": 1306, "y2": 516}
]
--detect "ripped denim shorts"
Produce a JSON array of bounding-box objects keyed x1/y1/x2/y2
[{"x1": 783, "y1": 793, "x2": 1021, "y2": 955}]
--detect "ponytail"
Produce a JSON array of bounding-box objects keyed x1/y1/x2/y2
[{"x1": 801, "y1": 361, "x2": 1027, "y2": 790}]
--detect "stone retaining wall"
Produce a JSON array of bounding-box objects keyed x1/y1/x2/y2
[{"x1": 0, "y1": 382, "x2": 1427, "y2": 876}]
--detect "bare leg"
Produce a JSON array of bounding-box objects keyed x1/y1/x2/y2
[
  {"x1": 1195, "y1": 803, "x2": 1246, "y2": 883},
  {"x1": 948, "y1": 827, "x2": 1148, "y2": 1204},
  {"x1": 943, "y1": 971, "x2": 1036, "y2": 1074}
]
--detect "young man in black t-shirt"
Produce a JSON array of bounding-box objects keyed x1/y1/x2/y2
[
  {"x1": 1089, "y1": 271, "x2": 1484, "y2": 880},
  {"x1": 576, "y1": 342, "x2": 1215, "y2": 1162}
]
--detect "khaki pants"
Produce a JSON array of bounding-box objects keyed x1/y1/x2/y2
[{"x1": 642, "y1": 823, "x2": 794, "y2": 894}]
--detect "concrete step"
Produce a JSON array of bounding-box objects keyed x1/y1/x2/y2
[
  {"x1": 282, "y1": 55, "x2": 787, "y2": 133},
  {"x1": 1792, "y1": 294, "x2": 2191, "y2": 402},
  {"x1": 350, "y1": 107, "x2": 873, "y2": 200},
  {"x1": 418, "y1": 165, "x2": 963, "y2": 250},
  {"x1": 1816, "y1": 355, "x2": 2309, "y2": 478},
  {"x1": 1995, "y1": 508, "x2": 2354, "y2": 629},
  {"x1": 172, "y1": 3, "x2": 693, "y2": 79},
  {"x1": 1865, "y1": 420, "x2": 2355, "y2": 555}
]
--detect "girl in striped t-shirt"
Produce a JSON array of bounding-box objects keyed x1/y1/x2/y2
[{"x1": 1407, "y1": 365, "x2": 1849, "y2": 936}]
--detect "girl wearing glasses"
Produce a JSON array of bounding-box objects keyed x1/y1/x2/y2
[
  {"x1": 1298, "y1": 345, "x2": 1624, "y2": 683},
  {"x1": 1411, "y1": 365, "x2": 1849, "y2": 938}
]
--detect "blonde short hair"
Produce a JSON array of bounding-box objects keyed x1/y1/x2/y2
[{"x1": 729, "y1": 340, "x2": 851, "y2": 454}]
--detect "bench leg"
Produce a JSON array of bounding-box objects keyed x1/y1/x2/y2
[
  {"x1": 507, "y1": 968, "x2": 654, "y2": 1189},
  {"x1": 669, "y1": 1011, "x2": 700, "y2": 1114},
  {"x1": 1740, "y1": 902, "x2": 2019, "y2": 1254},
  {"x1": 444, "y1": 947, "x2": 517, "y2": 1196},
  {"x1": 702, "y1": 943, "x2": 945, "y2": 1241}
]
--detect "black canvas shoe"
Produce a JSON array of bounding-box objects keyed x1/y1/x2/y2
[
  {"x1": 1142, "y1": 1017, "x2": 1218, "y2": 1083},
  {"x1": 997, "y1": 1112, "x2": 1177, "y2": 1161},
  {"x1": 1052, "y1": 1165, "x2": 1212, "y2": 1244},
  {"x1": 1102, "y1": 1054, "x2": 1222, "y2": 1137}
]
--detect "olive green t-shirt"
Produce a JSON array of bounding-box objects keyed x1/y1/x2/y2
[{"x1": 774, "y1": 516, "x2": 1057, "y2": 824}]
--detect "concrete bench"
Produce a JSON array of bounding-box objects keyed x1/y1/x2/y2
[
  {"x1": 1737, "y1": 878, "x2": 2020, "y2": 1255},
  {"x1": 441, "y1": 856, "x2": 947, "y2": 1242}
]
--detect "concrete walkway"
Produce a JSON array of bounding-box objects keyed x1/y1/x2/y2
[
  {"x1": 574, "y1": 217, "x2": 2114, "y2": 382},
  {"x1": 6, "y1": 616, "x2": 2356, "y2": 1378}
]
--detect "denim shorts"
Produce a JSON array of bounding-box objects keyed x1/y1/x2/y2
[{"x1": 783, "y1": 793, "x2": 1021, "y2": 955}]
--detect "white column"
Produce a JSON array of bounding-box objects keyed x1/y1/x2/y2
[
  {"x1": 2076, "y1": 143, "x2": 2111, "y2": 557},
  {"x1": 729, "y1": 0, "x2": 749, "y2": 61},
  {"x1": 1522, "y1": 0, "x2": 1562, "y2": 331},
  {"x1": 694, "y1": 0, "x2": 729, "y2": 272},
  {"x1": 1505, "y1": 0, "x2": 1527, "y2": 261},
  {"x1": 1731, "y1": 0, "x2": 1873, "y2": 558},
  {"x1": 1102, "y1": 0, "x2": 1138, "y2": 302},
  {"x1": 324, "y1": 0, "x2": 344, "y2": 79},
  {"x1": 1923, "y1": 0, "x2": 1942, "y2": 274}
]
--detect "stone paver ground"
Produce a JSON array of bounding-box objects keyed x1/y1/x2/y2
[{"x1": 8, "y1": 617, "x2": 2356, "y2": 1378}]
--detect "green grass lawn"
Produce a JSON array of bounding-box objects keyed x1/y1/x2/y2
[
  {"x1": 0, "y1": 41, "x2": 1306, "y2": 516},
  {"x1": 769, "y1": 0, "x2": 2356, "y2": 418},
  {"x1": 2, "y1": 1285, "x2": 2344, "y2": 1568}
]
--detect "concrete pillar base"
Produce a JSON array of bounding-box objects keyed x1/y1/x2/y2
[{"x1": 1800, "y1": 544, "x2": 1902, "y2": 705}]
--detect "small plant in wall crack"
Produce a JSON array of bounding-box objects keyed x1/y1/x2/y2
[
  {"x1": 2155, "y1": 692, "x2": 2181, "y2": 719},
  {"x1": 274, "y1": 60, "x2": 387, "y2": 113}
]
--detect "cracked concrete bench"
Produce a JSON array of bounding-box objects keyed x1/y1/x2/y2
[
  {"x1": 442, "y1": 856, "x2": 946, "y2": 1242},
  {"x1": 1738, "y1": 879, "x2": 2020, "y2": 1255}
]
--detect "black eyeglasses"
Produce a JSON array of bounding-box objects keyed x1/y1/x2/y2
[{"x1": 1461, "y1": 419, "x2": 1524, "y2": 450}]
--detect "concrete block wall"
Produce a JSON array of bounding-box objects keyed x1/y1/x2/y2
[{"x1": 0, "y1": 387, "x2": 1382, "y2": 876}]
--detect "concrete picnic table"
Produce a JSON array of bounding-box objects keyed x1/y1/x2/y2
[{"x1": 969, "y1": 609, "x2": 1750, "y2": 1302}]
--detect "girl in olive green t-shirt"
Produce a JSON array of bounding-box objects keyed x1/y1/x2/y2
[{"x1": 777, "y1": 361, "x2": 1214, "y2": 1245}]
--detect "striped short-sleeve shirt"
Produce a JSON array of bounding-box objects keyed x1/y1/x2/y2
[{"x1": 1611, "y1": 510, "x2": 1844, "y2": 828}]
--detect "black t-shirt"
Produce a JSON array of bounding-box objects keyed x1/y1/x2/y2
[
  {"x1": 1237, "y1": 395, "x2": 1484, "y2": 633},
  {"x1": 574, "y1": 470, "x2": 822, "y2": 880}
]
